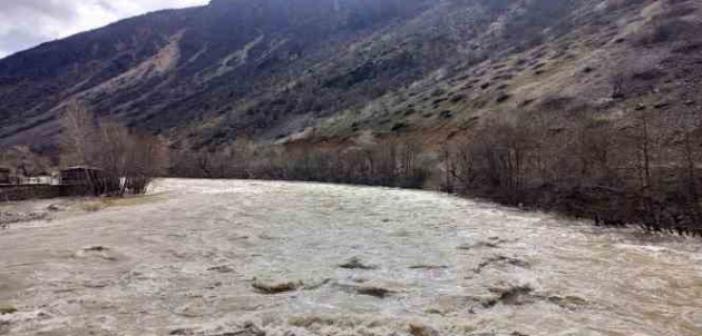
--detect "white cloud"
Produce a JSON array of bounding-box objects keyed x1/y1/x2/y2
[{"x1": 0, "y1": 0, "x2": 209, "y2": 58}]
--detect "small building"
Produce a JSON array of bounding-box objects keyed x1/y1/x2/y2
[
  {"x1": 60, "y1": 166, "x2": 120, "y2": 195},
  {"x1": 0, "y1": 167, "x2": 10, "y2": 184},
  {"x1": 60, "y1": 166, "x2": 105, "y2": 185}
]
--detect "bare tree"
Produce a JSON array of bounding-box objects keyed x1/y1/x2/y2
[
  {"x1": 60, "y1": 102, "x2": 169, "y2": 195},
  {"x1": 60, "y1": 101, "x2": 97, "y2": 166},
  {"x1": 680, "y1": 130, "x2": 701, "y2": 225},
  {"x1": 124, "y1": 133, "x2": 169, "y2": 194},
  {"x1": 630, "y1": 107, "x2": 656, "y2": 219}
]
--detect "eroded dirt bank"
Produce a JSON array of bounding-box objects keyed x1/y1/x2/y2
[{"x1": 0, "y1": 179, "x2": 701, "y2": 335}]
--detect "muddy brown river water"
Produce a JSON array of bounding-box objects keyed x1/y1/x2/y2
[{"x1": 0, "y1": 179, "x2": 700, "y2": 335}]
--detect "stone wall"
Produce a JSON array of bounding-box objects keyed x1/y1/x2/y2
[
  {"x1": 0, "y1": 185, "x2": 62, "y2": 202},
  {"x1": 0, "y1": 184, "x2": 98, "y2": 202}
]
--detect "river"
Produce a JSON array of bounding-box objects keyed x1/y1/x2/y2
[{"x1": 0, "y1": 179, "x2": 700, "y2": 335}]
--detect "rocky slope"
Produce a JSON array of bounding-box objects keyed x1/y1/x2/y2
[{"x1": 0, "y1": 0, "x2": 700, "y2": 149}]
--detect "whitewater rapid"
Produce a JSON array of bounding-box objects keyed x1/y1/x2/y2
[{"x1": 0, "y1": 179, "x2": 700, "y2": 335}]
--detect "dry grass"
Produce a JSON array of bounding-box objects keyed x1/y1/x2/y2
[
  {"x1": 80, "y1": 202, "x2": 105, "y2": 212},
  {"x1": 79, "y1": 194, "x2": 165, "y2": 213}
]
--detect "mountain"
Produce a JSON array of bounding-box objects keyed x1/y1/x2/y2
[{"x1": 0, "y1": 0, "x2": 700, "y2": 150}]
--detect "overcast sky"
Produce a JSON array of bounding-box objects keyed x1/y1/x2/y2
[{"x1": 0, "y1": 0, "x2": 209, "y2": 58}]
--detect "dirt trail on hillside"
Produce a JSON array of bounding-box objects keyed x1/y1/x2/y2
[{"x1": 0, "y1": 179, "x2": 700, "y2": 335}]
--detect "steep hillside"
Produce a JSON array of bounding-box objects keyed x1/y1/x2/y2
[
  {"x1": 0, "y1": 0, "x2": 700, "y2": 150},
  {"x1": 312, "y1": 0, "x2": 702, "y2": 146}
]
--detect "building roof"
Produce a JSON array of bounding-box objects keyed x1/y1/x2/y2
[{"x1": 61, "y1": 166, "x2": 104, "y2": 172}]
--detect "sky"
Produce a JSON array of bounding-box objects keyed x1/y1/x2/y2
[{"x1": 0, "y1": 0, "x2": 209, "y2": 58}]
